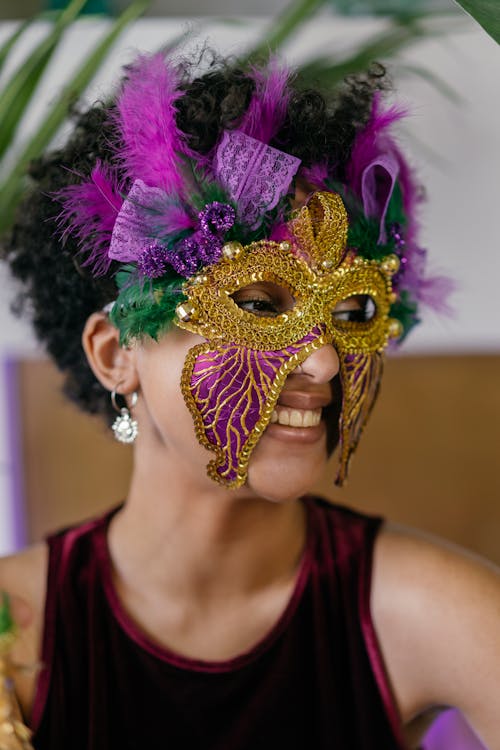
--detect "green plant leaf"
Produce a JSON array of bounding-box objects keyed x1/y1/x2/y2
[
  {"x1": 295, "y1": 18, "x2": 432, "y2": 88},
  {"x1": 398, "y1": 62, "x2": 461, "y2": 103},
  {"x1": 0, "y1": 18, "x2": 32, "y2": 74},
  {"x1": 0, "y1": 0, "x2": 150, "y2": 234},
  {"x1": 325, "y1": 0, "x2": 452, "y2": 15},
  {"x1": 155, "y1": 26, "x2": 196, "y2": 57},
  {"x1": 0, "y1": 13, "x2": 66, "y2": 73},
  {"x1": 243, "y1": 0, "x2": 327, "y2": 64},
  {"x1": 0, "y1": 0, "x2": 89, "y2": 161},
  {"x1": 452, "y1": 0, "x2": 500, "y2": 43}
]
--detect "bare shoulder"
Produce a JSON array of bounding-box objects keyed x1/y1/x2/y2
[
  {"x1": 371, "y1": 521, "x2": 500, "y2": 748},
  {"x1": 0, "y1": 544, "x2": 48, "y2": 717},
  {"x1": 0, "y1": 543, "x2": 48, "y2": 625}
]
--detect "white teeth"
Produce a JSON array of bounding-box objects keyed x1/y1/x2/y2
[
  {"x1": 303, "y1": 410, "x2": 314, "y2": 427},
  {"x1": 270, "y1": 407, "x2": 322, "y2": 428},
  {"x1": 279, "y1": 409, "x2": 290, "y2": 426}
]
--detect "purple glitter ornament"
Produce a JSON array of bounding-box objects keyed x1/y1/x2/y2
[
  {"x1": 137, "y1": 243, "x2": 169, "y2": 278},
  {"x1": 162, "y1": 203, "x2": 232, "y2": 278},
  {"x1": 168, "y1": 239, "x2": 199, "y2": 277},
  {"x1": 389, "y1": 222, "x2": 406, "y2": 250},
  {"x1": 198, "y1": 235, "x2": 224, "y2": 266},
  {"x1": 388, "y1": 222, "x2": 408, "y2": 287},
  {"x1": 199, "y1": 201, "x2": 235, "y2": 235},
  {"x1": 168, "y1": 231, "x2": 223, "y2": 278}
]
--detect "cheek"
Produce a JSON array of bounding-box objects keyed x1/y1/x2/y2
[{"x1": 134, "y1": 332, "x2": 203, "y2": 451}]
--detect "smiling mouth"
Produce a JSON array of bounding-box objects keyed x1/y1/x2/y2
[{"x1": 270, "y1": 405, "x2": 322, "y2": 428}]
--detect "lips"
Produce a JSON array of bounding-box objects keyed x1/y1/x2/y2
[{"x1": 276, "y1": 390, "x2": 332, "y2": 411}]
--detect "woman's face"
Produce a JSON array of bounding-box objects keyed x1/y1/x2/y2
[{"x1": 130, "y1": 283, "x2": 362, "y2": 503}]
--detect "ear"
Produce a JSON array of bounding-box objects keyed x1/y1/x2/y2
[{"x1": 82, "y1": 313, "x2": 139, "y2": 395}]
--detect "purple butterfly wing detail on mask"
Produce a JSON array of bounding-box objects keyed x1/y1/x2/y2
[{"x1": 186, "y1": 327, "x2": 324, "y2": 485}]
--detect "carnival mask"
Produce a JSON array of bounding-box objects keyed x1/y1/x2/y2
[{"x1": 175, "y1": 191, "x2": 401, "y2": 487}]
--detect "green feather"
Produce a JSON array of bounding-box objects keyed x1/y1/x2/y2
[
  {"x1": 187, "y1": 161, "x2": 231, "y2": 210},
  {"x1": 384, "y1": 181, "x2": 406, "y2": 228},
  {"x1": 191, "y1": 181, "x2": 230, "y2": 210},
  {"x1": 110, "y1": 267, "x2": 185, "y2": 345},
  {"x1": 347, "y1": 215, "x2": 394, "y2": 260}
]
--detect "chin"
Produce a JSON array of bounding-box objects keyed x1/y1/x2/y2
[
  {"x1": 245, "y1": 470, "x2": 321, "y2": 504},
  {"x1": 245, "y1": 432, "x2": 329, "y2": 503}
]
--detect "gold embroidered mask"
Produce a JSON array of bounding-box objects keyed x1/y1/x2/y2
[{"x1": 176, "y1": 191, "x2": 401, "y2": 487}]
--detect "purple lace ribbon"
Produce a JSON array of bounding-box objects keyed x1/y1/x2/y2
[
  {"x1": 108, "y1": 179, "x2": 165, "y2": 263},
  {"x1": 214, "y1": 130, "x2": 301, "y2": 229}
]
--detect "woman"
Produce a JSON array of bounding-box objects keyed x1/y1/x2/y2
[{"x1": 0, "y1": 51, "x2": 498, "y2": 749}]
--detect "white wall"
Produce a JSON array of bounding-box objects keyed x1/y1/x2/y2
[{"x1": 0, "y1": 14, "x2": 498, "y2": 551}]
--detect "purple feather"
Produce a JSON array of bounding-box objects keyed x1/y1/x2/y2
[
  {"x1": 347, "y1": 93, "x2": 421, "y2": 243},
  {"x1": 238, "y1": 58, "x2": 291, "y2": 145},
  {"x1": 300, "y1": 163, "x2": 329, "y2": 190},
  {"x1": 395, "y1": 243, "x2": 455, "y2": 315},
  {"x1": 154, "y1": 201, "x2": 196, "y2": 237},
  {"x1": 417, "y1": 274, "x2": 456, "y2": 315},
  {"x1": 269, "y1": 222, "x2": 294, "y2": 243},
  {"x1": 114, "y1": 53, "x2": 193, "y2": 195},
  {"x1": 54, "y1": 162, "x2": 123, "y2": 276},
  {"x1": 347, "y1": 93, "x2": 408, "y2": 197}
]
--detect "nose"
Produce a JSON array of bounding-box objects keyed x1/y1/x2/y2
[{"x1": 299, "y1": 342, "x2": 340, "y2": 383}]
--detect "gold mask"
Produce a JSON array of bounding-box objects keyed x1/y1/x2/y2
[{"x1": 176, "y1": 191, "x2": 401, "y2": 487}]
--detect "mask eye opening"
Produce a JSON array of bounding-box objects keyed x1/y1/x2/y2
[
  {"x1": 331, "y1": 294, "x2": 377, "y2": 326},
  {"x1": 229, "y1": 280, "x2": 297, "y2": 319}
]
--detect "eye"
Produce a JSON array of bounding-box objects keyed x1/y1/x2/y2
[
  {"x1": 332, "y1": 295, "x2": 376, "y2": 323},
  {"x1": 231, "y1": 282, "x2": 295, "y2": 318},
  {"x1": 236, "y1": 298, "x2": 279, "y2": 316}
]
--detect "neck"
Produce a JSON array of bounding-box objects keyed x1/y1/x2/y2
[{"x1": 108, "y1": 441, "x2": 307, "y2": 604}]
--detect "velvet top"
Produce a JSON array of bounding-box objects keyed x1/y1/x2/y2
[{"x1": 31, "y1": 496, "x2": 406, "y2": 749}]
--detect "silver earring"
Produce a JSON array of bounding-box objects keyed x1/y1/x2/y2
[{"x1": 111, "y1": 390, "x2": 138, "y2": 444}]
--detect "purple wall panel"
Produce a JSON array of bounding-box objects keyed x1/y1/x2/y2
[{"x1": 3, "y1": 358, "x2": 27, "y2": 551}]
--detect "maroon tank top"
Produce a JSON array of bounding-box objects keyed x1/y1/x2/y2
[{"x1": 31, "y1": 496, "x2": 405, "y2": 749}]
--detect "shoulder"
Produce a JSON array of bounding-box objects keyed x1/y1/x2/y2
[
  {"x1": 0, "y1": 543, "x2": 48, "y2": 717},
  {"x1": 0, "y1": 507, "x2": 112, "y2": 627},
  {"x1": 371, "y1": 522, "x2": 500, "y2": 745},
  {"x1": 0, "y1": 543, "x2": 48, "y2": 628},
  {"x1": 0, "y1": 509, "x2": 114, "y2": 718}
]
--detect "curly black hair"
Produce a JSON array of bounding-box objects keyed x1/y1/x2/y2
[{"x1": 1, "y1": 56, "x2": 388, "y2": 424}]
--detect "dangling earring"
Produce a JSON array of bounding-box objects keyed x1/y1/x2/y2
[{"x1": 111, "y1": 389, "x2": 138, "y2": 444}]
